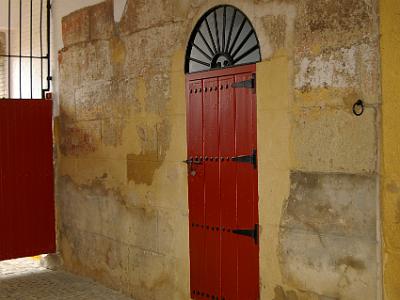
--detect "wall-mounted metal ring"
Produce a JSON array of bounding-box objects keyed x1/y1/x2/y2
[{"x1": 352, "y1": 99, "x2": 364, "y2": 116}]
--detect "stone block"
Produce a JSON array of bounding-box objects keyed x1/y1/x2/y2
[
  {"x1": 102, "y1": 78, "x2": 140, "y2": 119},
  {"x1": 282, "y1": 171, "x2": 377, "y2": 240},
  {"x1": 61, "y1": 225, "x2": 130, "y2": 292},
  {"x1": 102, "y1": 118, "x2": 126, "y2": 147},
  {"x1": 59, "y1": 46, "x2": 88, "y2": 88},
  {"x1": 59, "y1": 176, "x2": 158, "y2": 252},
  {"x1": 157, "y1": 208, "x2": 189, "y2": 258},
  {"x1": 86, "y1": 41, "x2": 113, "y2": 81},
  {"x1": 60, "y1": 120, "x2": 101, "y2": 156},
  {"x1": 295, "y1": 46, "x2": 357, "y2": 91},
  {"x1": 162, "y1": 114, "x2": 186, "y2": 162},
  {"x1": 291, "y1": 106, "x2": 377, "y2": 174},
  {"x1": 294, "y1": 0, "x2": 377, "y2": 54},
  {"x1": 165, "y1": 71, "x2": 186, "y2": 115},
  {"x1": 75, "y1": 80, "x2": 111, "y2": 121},
  {"x1": 59, "y1": 41, "x2": 112, "y2": 89},
  {"x1": 119, "y1": 0, "x2": 185, "y2": 34},
  {"x1": 262, "y1": 15, "x2": 287, "y2": 52},
  {"x1": 279, "y1": 230, "x2": 377, "y2": 300},
  {"x1": 127, "y1": 249, "x2": 177, "y2": 299},
  {"x1": 147, "y1": 162, "x2": 188, "y2": 211},
  {"x1": 59, "y1": 88, "x2": 76, "y2": 121},
  {"x1": 62, "y1": 9, "x2": 90, "y2": 47},
  {"x1": 294, "y1": 43, "x2": 380, "y2": 106},
  {"x1": 89, "y1": 0, "x2": 114, "y2": 41},
  {"x1": 73, "y1": 158, "x2": 127, "y2": 186},
  {"x1": 122, "y1": 23, "x2": 185, "y2": 73}
]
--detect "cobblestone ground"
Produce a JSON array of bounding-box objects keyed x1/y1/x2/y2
[{"x1": 0, "y1": 258, "x2": 133, "y2": 300}]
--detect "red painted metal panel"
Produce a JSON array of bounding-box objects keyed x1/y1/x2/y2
[
  {"x1": 0, "y1": 99, "x2": 55, "y2": 261},
  {"x1": 187, "y1": 64, "x2": 259, "y2": 300}
]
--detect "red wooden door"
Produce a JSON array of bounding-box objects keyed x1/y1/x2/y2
[
  {"x1": 187, "y1": 64, "x2": 259, "y2": 300},
  {"x1": 0, "y1": 99, "x2": 55, "y2": 261}
]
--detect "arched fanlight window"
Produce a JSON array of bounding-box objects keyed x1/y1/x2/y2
[{"x1": 185, "y1": 5, "x2": 261, "y2": 74}]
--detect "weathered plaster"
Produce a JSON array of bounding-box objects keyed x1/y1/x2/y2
[
  {"x1": 380, "y1": 0, "x2": 400, "y2": 298},
  {"x1": 56, "y1": 0, "x2": 381, "y2": 299}
]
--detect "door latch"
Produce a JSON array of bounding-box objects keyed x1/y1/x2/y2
[
  {"x1": 232, "y1": 149, "x2": 257, "y2": 169},
  {"x1": 232, "y1": 224, "x2": 259, "y2": 244},
  {"x1": 183, "y1": 158, "x2": 203, "y2": 165},
  {"x1": 183, "y1": 158, "x2": 202, "y2": 176}
]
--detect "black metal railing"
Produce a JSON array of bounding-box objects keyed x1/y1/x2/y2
[{"x1": 0, "y1": 0, "x2": 52, "y2": 99}]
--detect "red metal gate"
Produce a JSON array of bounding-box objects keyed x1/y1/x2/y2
[
  {"x1": 0, "y1": 99, "x2": 55, "y2": 261},
  {"x1": 186, "y1": 64, "x2": 259, "y2": 300}
]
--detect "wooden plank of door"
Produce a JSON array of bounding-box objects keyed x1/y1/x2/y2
[
  {"x1": 203, "y1": 78, "x2": 221, "y2": 299},
  {"x1": 187, "y1": 80, "x2": 206, "y2": 298},
  {"x1": 235, "y1": 72, "x2": 259, "y2": 300},
  {"x1": 219, "y1": 75, "x2": 239, "y2": 300}
]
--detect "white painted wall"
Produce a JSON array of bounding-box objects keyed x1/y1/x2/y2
[{"x1": 0, "y1": 0, "x2": 8, "y2": 30}]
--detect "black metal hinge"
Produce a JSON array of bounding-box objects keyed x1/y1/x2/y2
[
  {"x1": 231, "y1": 74, "x2": 256, "y2": 91},
  {"x1": 232, "y1": 224, "x2": 259, "y2": 244},
  {"x1": 232, "y1": 149, "x2": 257, "y2": 169}
]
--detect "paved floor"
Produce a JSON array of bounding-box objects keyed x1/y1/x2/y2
[{"x1": 0, "y1": 258, "x2": 133, "y2": 300}]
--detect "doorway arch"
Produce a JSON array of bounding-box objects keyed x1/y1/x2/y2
[{"x1": 185, "y1": 5, "x2": 261, "y2": 73}]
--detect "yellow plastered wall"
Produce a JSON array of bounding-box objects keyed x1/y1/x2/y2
[
  {"x1": 380, "y1": 0, "x2": 400, "y2": 298},
  {"x1": 257, "y1": 53, "x2": 292, "y2": 299}
]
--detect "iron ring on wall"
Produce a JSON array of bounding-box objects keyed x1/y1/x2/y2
[{"x1": 353, "y1": 99, "x2": 365, "y2": 116}]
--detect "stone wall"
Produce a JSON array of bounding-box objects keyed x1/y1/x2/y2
[{"x1": 56, "y1": 0, "x2": 381, "y2": 299}]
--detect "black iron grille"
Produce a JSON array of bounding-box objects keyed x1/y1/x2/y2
[
  {"x1": 185, "y1": 5, "x2": 261, "y2": 74},
  {"x1": 0, "y1": 0, "x2": 52, "y2": 99}
]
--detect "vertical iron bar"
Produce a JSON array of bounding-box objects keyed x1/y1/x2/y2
[
  {"x1": 214, "y1": 10, "x2": 220, "y2": 53},
  {"x1": 43, "y1": 0, "x2": 51, "y2": 98},
  {"x1": 232, "y1": 30, "x2": 254, "y2": 58},
  {"x1": 8, "y1": 0, "x2": 11, "y2": 98},
  {"x1": 205, "y1": 18, "x2": 217, "y2": 55},
  {"x1": 229, "y1": 17, "x2": 246, "y2": 54},
  {"x1": 226, "y1": 9, "x2": 237, "y2": 53},
  {"x1": 222, "y1": 7, "x2": 226, "y2": 53},
  {"x1": 40, "y1": 0, "x2": 43, "y2": 96},
  {"x1": 30, "y1": 0, "x2": 33, "y2": 99},
  {"x1": 19, "y1": 0, "x2": 22, "y2": 98},
  {"x1": 198, "y1": 30, "x2": 215, "y2": 56}
]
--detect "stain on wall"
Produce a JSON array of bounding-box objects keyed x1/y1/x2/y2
[{"x1": 56, "y1": 0, "x2": 381, "y2": 299}]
